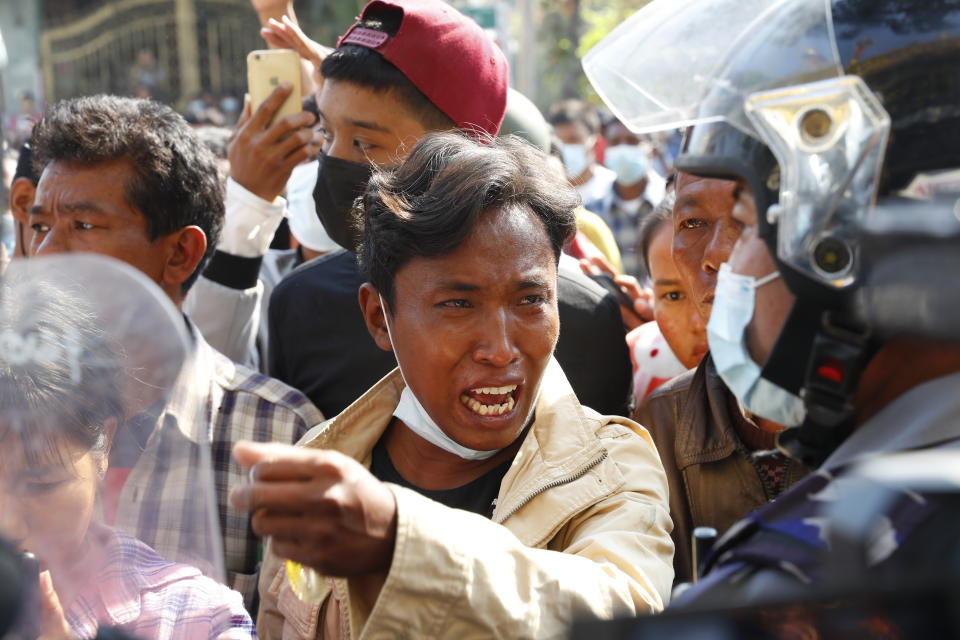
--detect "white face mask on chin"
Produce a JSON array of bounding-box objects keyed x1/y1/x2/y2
[
  {"x1": 707, "y1": 263, "x2": 807, "y2": 427},
  {"x1": 380, "y1": 295, "x2": 502, "y2": 461}
]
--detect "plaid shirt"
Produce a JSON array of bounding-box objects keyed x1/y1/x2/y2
[
  {"x1": 66, "y1": 525, "x2": 255, "y2": 639},
  {"x1": 112, "y1": 324, "x2": 324, "y2": 611}
]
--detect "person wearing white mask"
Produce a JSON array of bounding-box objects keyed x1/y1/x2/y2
[
  {"x1": 230, "y1": 132, "x2": 674, "y2": 638},
  {"x1": 547, "y1": 99, "x2": 618, "y2": 214},
  {"x1": 595, "y1": 119, "x2": 666, "y2": 281},
  {"x1": 253, "y1": 155, "x2": 339, "y2": 366},
  {"x1": 187, "y1": 118, "x2": 338, "y2": 373}
]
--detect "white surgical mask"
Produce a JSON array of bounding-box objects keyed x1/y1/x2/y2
[
  {"x1": 560, "y1": 143, "x2": 590, "y2": 180},
  {"x1": 380, "y1": 295, "x2": 502, "y2": 461},
  {"x1": 286, "y1": 160, "x2": 339, "y2": 253},
  {"x1": 603, "y1": 144, "x2": 649, "y2": 186},
  {"x1": 707, "y1": 263, "x2": 807, "y2": 427}
]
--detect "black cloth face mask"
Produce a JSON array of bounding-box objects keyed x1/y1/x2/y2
[{"x1": 312, "y1": 153, "x2": 374, "y2": 253}]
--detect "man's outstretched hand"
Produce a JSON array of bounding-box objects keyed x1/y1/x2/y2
[{"x1": 230, "y1": 441, "x2": 398, "y2": 577}]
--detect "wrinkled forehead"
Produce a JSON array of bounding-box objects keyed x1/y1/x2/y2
[
  {"x1": 34, "y1": 158, "x2": 138, "y2": 213},
  {"x1": 397, "y1": 205, "x2": 558, "y2": 292},
  {"x1": 674, "y1": 172, "x2": 740, "y2": 211}
]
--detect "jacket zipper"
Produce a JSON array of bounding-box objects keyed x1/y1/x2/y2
[{"x1": 495, "y1": 449, "x2": 609, "y2": 524}]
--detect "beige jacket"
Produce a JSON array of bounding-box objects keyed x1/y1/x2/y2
[{"x1": 257, "y1": 358, "x2": 674, "y2": 639}]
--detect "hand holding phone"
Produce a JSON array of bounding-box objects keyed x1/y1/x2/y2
[{"x1": 229, "y1": 50, "x2": 317, "y2": 202}]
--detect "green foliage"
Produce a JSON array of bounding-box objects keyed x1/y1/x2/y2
[{"x1": 534, "y1": 0, "x2": 651, "y2": 110}]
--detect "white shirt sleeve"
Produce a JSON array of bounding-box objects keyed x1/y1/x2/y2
[{"x1": 219, "y1": 178, "x2": 288, "y2": 258}]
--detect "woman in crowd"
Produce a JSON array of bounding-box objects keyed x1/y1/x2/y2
[{"x1": 627, "y1": 191, "x2": 708, "y2": 402}]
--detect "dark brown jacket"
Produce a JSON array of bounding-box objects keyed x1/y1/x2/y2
[{"x1": 633, "y1": 356, "x2": 809, "y2": 584}]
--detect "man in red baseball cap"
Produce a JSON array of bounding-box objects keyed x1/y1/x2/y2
[{"x1": 310, "y1": 0, "x2": 508, "y2": 250}]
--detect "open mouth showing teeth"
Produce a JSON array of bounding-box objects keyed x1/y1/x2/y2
[{"x1": 459, "y1": 385, "x2": 518, "y2": 417}]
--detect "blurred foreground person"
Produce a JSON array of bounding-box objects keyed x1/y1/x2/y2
[
  {"x1": 27, "y1": 95, "x2": 323, "y2": 609},
  {"x1": 0, "y1": 254, "x2": 252, "y2": 638},
  {"x1": 588, "y1": 0, "x2": 960, "y2": 614},
  {"x1": 233, "y1": 133, "x2": 674, "y2": 638}
]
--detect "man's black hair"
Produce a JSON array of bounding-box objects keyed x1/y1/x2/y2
[
  {"x1": 14, "y1": 141, "x2": 38, "y2": 184},
  {"x1": 356, "y1": 131, "x2": 579, "y2": 308},
  {"x1": 30, "y1": 95, "x2": 224, "y2": 292},
  {"x1": 547, "y1": 99, "x2": 602, "y2": 136},
  {"x1": 320, "y1": 8, "x2": 456, "y2": 131}
]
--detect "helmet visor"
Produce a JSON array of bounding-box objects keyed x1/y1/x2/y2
[{"x1": 583, "y1": 0, "x2": 842, "y2": 139}]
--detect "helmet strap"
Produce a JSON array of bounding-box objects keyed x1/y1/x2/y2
[{"x1": 777, "y1": 311, "x2": 876, "y2": 468}]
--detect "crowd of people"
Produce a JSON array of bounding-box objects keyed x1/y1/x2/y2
[{"x1": 1, "y1": 0, "x2": 960, "y2": 637}]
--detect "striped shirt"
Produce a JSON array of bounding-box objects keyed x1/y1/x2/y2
[
  {"x1": 110, "y1": 324, "x2": 324, "y2": 611},
  {"x1": 66, "y1": 526, "x2": 255, "y2": 639}
]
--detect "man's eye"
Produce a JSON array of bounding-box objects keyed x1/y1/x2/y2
[
  {"x1": 664, "y1": 291, "x2": 684, "y2": 302},
  {"x1": 520, "y1": 294, "x2": 546, "y2": 306},
  {"x1": 75, "y1": 221, "x2": 95, "y2": 230},
  {"x1": 31, "y1": 222, "x2": 50, "y2": 233},
  {"x1": 679, "y1": 218, "x2": 707, "y2": 230},
  {"x1": 440, "y1": 299, "x2": 471, "y2": 309},
  {"x1": 354, "y1": 140, "x2": 374, "y2": 152}
]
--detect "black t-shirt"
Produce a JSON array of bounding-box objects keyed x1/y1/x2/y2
[{"x1": 370, "y1": 439, "x2": 514, "y2": 519}]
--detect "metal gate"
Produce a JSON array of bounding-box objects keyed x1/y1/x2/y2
[{"x1": 40, "y1": 0, "x2": 261, "y2": 108}]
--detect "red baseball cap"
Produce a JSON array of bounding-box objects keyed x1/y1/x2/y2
[{"x1": 337, "y1": 0, "x2": 508, "y2": 137}]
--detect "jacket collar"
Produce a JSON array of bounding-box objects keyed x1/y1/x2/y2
[
  {"x1": 151, "y1": 320, "x2": 221, "y2": 442},
  {"x1": 673, "y1": 355, "x2": 748, "y2": 470}
]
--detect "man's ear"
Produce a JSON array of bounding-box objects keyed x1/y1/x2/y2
[
  {"x1": 162, "y1": 225, "x2": 207, "y2": 290},
  {"x1": 358, "y1": 283, "x2": 393, "y2": 352},
  {"x1": 11, "y1": 179, "x2": 37, "y2": 258},
  {"x1": 10, "y1": 177, "x2": 35, "y2": 225}
]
